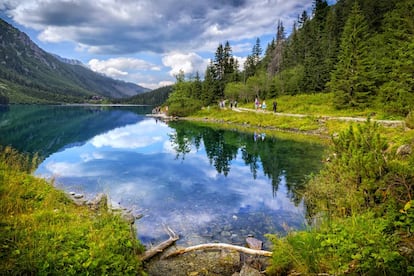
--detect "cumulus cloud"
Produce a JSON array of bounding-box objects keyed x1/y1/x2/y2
[
  {"x1": 88, "y1": 57, "x2": 160, "y2": 78},
  {"x1": 162, "y1": 52, "x2": 209, "y2": 77},
  {"x1": 2, "y1": 0, "x2": 313, "y2": 54},
  {"x1": 90, "y1": 119, "x2": 168, "y2": 149}
]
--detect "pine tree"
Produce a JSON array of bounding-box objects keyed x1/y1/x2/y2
[
  {"x1": 201, "y1": 62, "x2": 218, "y2": 105},
  {"x1": 377, "y1": 0, "x2": 414, "y2": 115},
  {"x1": 243, "y1": 38, "x2": 262, "y2": 80},
  {"x1": 328, "y1": 2, "x2": 374, "y2": 108},
  {"x1": 302, "y1": 0, "x2": 330, "y2": 92}
]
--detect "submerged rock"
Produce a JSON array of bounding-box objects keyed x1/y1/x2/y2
[{"x1": 245, "y1": 237, "x2": 263, "y2": 250}]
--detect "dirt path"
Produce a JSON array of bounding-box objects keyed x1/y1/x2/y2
[{"x1": 234, "y1": 107, "x2": 405, "y2": 127}]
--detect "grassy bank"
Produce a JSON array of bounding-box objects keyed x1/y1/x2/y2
[
  {"x1": 191, "y1": 93, "x2": 411, "y2": 140},
  {"x1": 0, "y1": 146, "x2": 145, "y2": 275}
]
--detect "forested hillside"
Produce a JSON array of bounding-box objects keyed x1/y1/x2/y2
[
  {"x1": 120, "y1": 85, "x2": 173, "y2": 106},
  {"x1": 0, "y1": 19, "x2": 150, "y2": 104},
  {"x1": 166, "y1": 0, "x2": 413, "y2": 117}
]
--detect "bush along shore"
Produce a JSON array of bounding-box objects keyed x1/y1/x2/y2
[{"x1": 0, "y1": 146, "x2": 146, "y2": 275}]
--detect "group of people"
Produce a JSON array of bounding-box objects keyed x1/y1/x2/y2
[
  {"x1": 219, "y1": 100, "x2": 238, "y2": 109},
  {"x1": 255, "y1": 97, "x2": 278, "y2": 113},
  {"x1": 218, "y1": 97, "x2": 277, "y2": 113}
]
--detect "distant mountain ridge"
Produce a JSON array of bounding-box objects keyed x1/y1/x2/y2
[
  {"x1": 51, "y1": 54, "x2": 85, "y2": 67},
  {"x1": 0, "y1": 18, "x2": 150, "y2": 103}
]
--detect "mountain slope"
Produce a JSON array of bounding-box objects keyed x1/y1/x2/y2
[{"x1": 0, "y1": 18, "x2": 150, "y2": 103}]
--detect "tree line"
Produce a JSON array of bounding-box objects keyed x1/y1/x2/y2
[{"x1": 166, "y1": 0, "x2": 413, "y2": 117}]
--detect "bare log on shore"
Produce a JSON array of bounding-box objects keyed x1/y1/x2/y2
[
  {"x1": 164, "y1": 243, "x2": 272, "y2": 259},
  {"x1": 140, "y1": 226, "x2": 179, "y2": 261}
]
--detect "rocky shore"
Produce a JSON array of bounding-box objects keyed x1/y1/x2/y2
[{"x1": 68, "y1": 192, "x2": 272, "y2": 275}]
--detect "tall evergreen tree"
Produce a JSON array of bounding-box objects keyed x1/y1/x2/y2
[
  {"x1": 244, "y1": 38, "x2": 262, "y2": 80},
  {"x1": 202, "y1": 61, "x2": 218, "y2": 105},
  {"x1": 302, "y1": 0, "x2": 330, "y2": 92},
  {"x1": 328, "y1": 2, "x2": 374, "y2": 108},
  {"x1": 377, "y1": 0, "x2": 414, "y2": 115}
]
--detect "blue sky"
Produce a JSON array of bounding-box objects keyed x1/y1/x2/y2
[{"x1": 0, "y1": 0, "x2": 335, "y2": 90}]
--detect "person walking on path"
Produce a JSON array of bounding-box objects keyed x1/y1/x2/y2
[{"x1": 272, "y1": 101, "x2": 277, "y2": 113}]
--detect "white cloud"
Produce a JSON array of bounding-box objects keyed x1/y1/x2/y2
[
  {"x1": 91, "y1": 121, "x2": 167, "y2": 149},
  {"x1": 138, "y1": 80, "x2": 174, "y2": 90},
  {"x1": 162, "y1": 52, "x2": 209, "y2": 77},
  {"x1": 88, "y1": 57, "x2": 160, "y2": 78}
]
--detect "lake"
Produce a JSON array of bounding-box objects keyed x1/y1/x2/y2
[{"x1": 0, "y1": 105, "x2": 325, "y2": 248}]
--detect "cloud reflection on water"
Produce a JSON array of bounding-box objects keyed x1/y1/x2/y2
[{"x1": 36, "y1": 118, "x2": 305, "y2": 246}]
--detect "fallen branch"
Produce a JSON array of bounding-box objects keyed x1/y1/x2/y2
[
  {"x1": 164, "y1": 243, "x2": 272, "y2": 259},
  {"x1": 140, "y1": 226, "x2": 179, "y2": 261}
]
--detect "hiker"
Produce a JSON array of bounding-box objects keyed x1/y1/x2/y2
[
  {"x1": 272, "y1": 101, "x2": 277, "y2": 113},
  {"x1": 255, "y1": 97, "x2": 259, "y2": 109}
]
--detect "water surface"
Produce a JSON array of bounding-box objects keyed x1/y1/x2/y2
[{"x1": 0, "y1": 105, "x2": 325, "y2": 247}]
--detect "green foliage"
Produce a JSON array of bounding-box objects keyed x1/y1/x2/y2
[
  {"x1": 307, "y1": 120, "x2": 388, "y2": 217},
  {"x1": 123, "y1": 85, "x2": 172, "y2": 106},
  {"x1": 376, "y1": 0, "x2": 414, "y2": 116},
  {"x1": 267, "y1": 213, "x2": 405, "y2": 275},
  {"x1": 271, "y1": 65, "x2": 304, "y2": 96},
  {"x1": 167, "y1": 98, "x2": 203, "y2": 117},
  {"x1": 166, "y1": 71, "x2": 204, "y2": 116},
  {"x1": 328, "y1": 2, "x2": 375, "y2": 108},
  {"x1": 267, "y1": 119, "x2": 414, "y2": 275},
  {"x1": 0, "y1": 146, "x2": 145, "y2": 275}
]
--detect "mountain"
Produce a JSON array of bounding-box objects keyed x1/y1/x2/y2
[
  {"x1": 121, "y1": 85, "x2": 173, "y2": 106},
  {"x1": 51, "y1": 54, "x2": 84, "y2": 66},
  {"x1": 0, "y1": 18, "x2": 150, "y2": 103}
]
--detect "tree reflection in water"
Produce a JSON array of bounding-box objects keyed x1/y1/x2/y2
[{"x1": 168, "y1": 121, "x2": 325, "y2": 205}]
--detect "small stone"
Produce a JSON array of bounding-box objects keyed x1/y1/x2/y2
[
  {"x1": 246, "y1": 237, "x2": 263, "y2": 250},
  {"x1": 397, "y1": 144, "x2": 412, "y2": 156},
  {"x1": 121, "y1": 212, "x2": 135, "y2": 224}
]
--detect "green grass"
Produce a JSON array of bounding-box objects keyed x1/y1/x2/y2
[
  {"x1": 239, "y1": 92, "x2": 403, "y2": 119},
  {"x1": 191, "y1": 93, "x2": 413, "y2": 142},
  {"x1": 0, "y1": 146, "x2": 145, "y2": 275},
  {"x1": 192, "y1": 107, "x2": 321, "y2": 132}
]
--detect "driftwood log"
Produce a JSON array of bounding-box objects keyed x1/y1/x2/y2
[
  {"x1": 165, "y1": 243, "x2": 272, "y2": 258},
  {"x1": 140, "y1": 227, "x2": 273, "y2": 261},
  {"x1": 140, "y1": 226, "x2": 179, "y2": 261}
]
